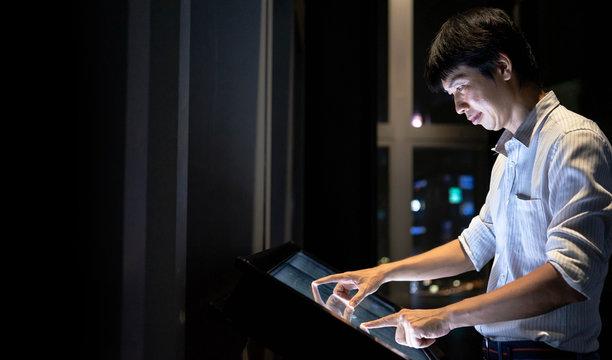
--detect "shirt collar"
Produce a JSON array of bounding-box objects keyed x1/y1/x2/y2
[{"x1": 493, "y1": 91, "x2": 560, "y2": 156}]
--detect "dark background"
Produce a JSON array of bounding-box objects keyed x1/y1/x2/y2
[{"x1": 75, "y1": 0, "x2": 611, "y2": 359}]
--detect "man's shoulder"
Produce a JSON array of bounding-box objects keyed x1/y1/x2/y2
[{"x1": 542, "y1": 105, "x2": 609, "y2": 144}]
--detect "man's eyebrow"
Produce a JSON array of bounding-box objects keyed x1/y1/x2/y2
[{"x1": 444, "y1": 72, "x2": 467, "y2": 93}]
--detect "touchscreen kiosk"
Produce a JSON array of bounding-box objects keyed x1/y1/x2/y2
[{"x1": 222, "y1": 242, "x2": 441, "y2": 360}]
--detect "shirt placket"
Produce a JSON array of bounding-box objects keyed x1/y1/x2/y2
[
  {"x1": 501, "y1": 141, "x2": 519, "y2": 285},
  {"x1": 507, "y1": 144, "x2": 518, "y2": 201}
]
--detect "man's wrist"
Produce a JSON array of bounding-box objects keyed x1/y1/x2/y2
[
  {"x1": 378, "y1": 262, "x2": 396, "y2": 284},
  {"x1": 443, "y1": 300, "x2": 475, "y2": 330}
]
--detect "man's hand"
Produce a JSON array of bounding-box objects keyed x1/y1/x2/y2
[
  {"x1": 311, "y1": 266, "x2": 388, "y2": 309},
  {"x1": 360, "y1": 308, "x2": 451, "y2": 348}
]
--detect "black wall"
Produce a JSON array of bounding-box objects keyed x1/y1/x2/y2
[
  {"x1": 76, "y1": 1, "x2": 127, "y2": 358},
  {"x1": 301, "y1": 1, "x2": 384, "y2": 272},
  {"x1": 186, "y1": 0, "x2": 263, "y2": 358},
  {"x1": 518, "y1": 0, "x2": 611, "y2": 139},
  {"x1": 77, "y1": 0, "x2": 192, "y2": 359}
]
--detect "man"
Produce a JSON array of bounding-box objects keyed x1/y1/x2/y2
[{"x1": 313, "y1": 7, "x2": 611, "y2": 359}]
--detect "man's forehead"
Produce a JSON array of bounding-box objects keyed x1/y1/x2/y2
[{"x1": 441, "y1": 66, "x2": 476, "y2": 91}]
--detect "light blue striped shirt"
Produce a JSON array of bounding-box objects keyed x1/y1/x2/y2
[{"x1": 458, "y1": 91, "x2": 612, "y2": 353}]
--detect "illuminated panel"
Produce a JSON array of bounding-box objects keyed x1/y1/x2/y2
[{"x1": 269, "y1": 252, "x2": 432, "y2": 360}]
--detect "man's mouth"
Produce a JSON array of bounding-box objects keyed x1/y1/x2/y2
[{"x1": 468, "y1": 112, "x2": 482, "y2": 125}]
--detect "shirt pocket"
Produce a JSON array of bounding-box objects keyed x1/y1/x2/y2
[{"x1": 513, "y1": 196, "x2": 549, "y2": 267}]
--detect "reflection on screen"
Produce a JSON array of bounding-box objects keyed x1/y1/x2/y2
[{"x1": 269, "y1": 252, "x2": 430, "y2": 360}]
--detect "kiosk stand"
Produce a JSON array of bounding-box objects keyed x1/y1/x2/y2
[{"x1": 219, "y1": 242, "x2": 443, "y2": 359}]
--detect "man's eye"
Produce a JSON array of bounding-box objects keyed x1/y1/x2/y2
[{"x1": 456, "y1": 85, "x2": 464, "y2": 92}]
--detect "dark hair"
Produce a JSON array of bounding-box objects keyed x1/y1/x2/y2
[{"x1": 425, "y1": 7, "x2": 539, "y2": 92}]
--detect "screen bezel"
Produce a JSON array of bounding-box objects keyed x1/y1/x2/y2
[{"x1": 238, "y1": 242, "x2": 439, "y2": 360}]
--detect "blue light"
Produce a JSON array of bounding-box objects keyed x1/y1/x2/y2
[
  {"x1": 411, "y1": 226, "x2": 427, "y2": 235},
  {"x1": 459, "y1": 175, "x2": 474, "y2": 190},
  {"x1": 414, "y1": 179, "x2": 428, "y2": 190},
  {"x1": 460, "y1": 201, "x2": 475, "y2": 216}
]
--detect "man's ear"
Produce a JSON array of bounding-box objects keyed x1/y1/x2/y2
[{"x1": 496, "y1": 53, "x2": 513, "y2": 81}]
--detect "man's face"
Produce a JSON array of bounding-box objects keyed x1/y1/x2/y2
[{"x1": 441, "y1": 65, "x2": 513, "y2": 132}]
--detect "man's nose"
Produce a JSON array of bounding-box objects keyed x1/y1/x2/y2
[{"x1": 454, "y1": 96, "x2": 468, "y2": 114}]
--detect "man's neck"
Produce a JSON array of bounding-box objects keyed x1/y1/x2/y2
[{"x1": 506, "y1": 83, "x2": 546, "y2": 134}]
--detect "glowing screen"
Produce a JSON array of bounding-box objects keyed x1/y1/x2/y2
[{"x1": 269, "y1": 252, "x2": 435, "y2": 360}]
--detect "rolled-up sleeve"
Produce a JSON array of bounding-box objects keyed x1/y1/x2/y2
[
  {"x1": 459, "y1": 194, "x2": 497, "y2": 272},
  {"x1": 545, "y1": 129, "x2": 612, "y2": 300}
]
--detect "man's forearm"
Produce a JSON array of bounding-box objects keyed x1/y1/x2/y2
[
  {"x1": 445, "y1": 262, "x2": 586, "y2": 330},
  {"x1": 381, "y1": 239, "x2": 476, "y2": 283}
]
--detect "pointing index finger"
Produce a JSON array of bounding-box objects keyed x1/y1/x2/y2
[
  {"x1": 311, "y1": 273, "x2": 351, "y2": 285},
  {"x1": 360, "y1": 312, "x2": 401, "y2": 330}
]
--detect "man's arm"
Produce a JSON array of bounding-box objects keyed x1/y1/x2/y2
[
  {"x1": 446, "y1": 262, "x2": 586, "y2": 328},
  {"x1": 361, "y1": 262, "x2": 586, "y2": 348},
  {"x1": 313, "y1": 239, "x2": 475, "y2": 308},
  {"x1": 381, "y1": 238, "x2": 476, "y2": 282}
]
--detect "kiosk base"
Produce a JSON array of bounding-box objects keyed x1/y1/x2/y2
[{"x1": 219, "y1": 242, "x2": 443, "y2": 360}]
